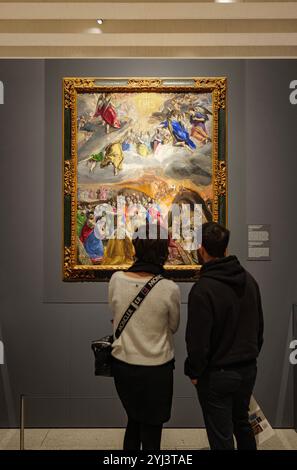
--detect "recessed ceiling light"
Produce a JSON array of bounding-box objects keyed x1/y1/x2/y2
[
  {"x1": 96, "y1": 19, "x2": 103, "y2": 25},
  {"x1": 214, "y1": 0, "x2": 239, "y2": 3}
]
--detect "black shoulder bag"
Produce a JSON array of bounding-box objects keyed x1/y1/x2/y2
[{"x1": 91, "y1": 274, "x2": 163, "y2": 377}]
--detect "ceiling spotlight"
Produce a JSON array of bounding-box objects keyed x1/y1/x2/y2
[{"x1": 96, "y1": 19, "x2": 103, "y2": 25}]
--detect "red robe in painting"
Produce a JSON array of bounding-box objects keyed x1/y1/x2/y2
[
  {"x1": 94, "y1": 103, "x2": 121, "y2": 129},
  {"x1": 80, "y1": 222, "x2": 93, "y2": 244}
]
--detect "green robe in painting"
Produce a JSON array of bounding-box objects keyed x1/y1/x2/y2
[
  {"x1": 90, "y1": 151, "x2": 104, "y2": 162},
  {"x1": 77, "y1": 212, "x2": 86, "y2": 237}
]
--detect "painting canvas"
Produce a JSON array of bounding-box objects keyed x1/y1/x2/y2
[{"x1": 63, "y1": 78, "x2": 227, "y2": 281}]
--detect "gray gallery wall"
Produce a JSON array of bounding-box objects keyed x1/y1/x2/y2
[{"x1": 0, "y1": 59, "x2": 296, "y2": 429}]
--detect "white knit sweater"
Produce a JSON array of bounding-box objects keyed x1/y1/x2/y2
[{"x1": 109, "y1": 271, "x2": 181, "y2": 366}]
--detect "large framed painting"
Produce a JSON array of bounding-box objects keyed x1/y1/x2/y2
[{"x1": 63, "y1": 77, "x2": 227, "y2": 281}]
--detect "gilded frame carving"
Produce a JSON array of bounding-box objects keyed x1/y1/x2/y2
[{"x1": 63, "y1": 77, "x2": 227, "y2": 281}]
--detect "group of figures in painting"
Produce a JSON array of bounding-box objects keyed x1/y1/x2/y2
[{"x1": 75, "y1": 89, "x2": 214, "y2": 267}]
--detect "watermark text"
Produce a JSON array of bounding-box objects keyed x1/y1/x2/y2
[
  {"x1": 289, "y1": 339, "x2": 297, "y2": 365},
  {"x1": 0, "y1": 340, "x2": 4, "y2": 365},
  {"x1": 89, "y1": 199, "x2": 202, "y2": 249},
  {"x1": 289, "y1": 80, "x2": 297, "y2": 105},
  {"x1": 0, "y1": 81, "x2": 3, "y2": 104}
]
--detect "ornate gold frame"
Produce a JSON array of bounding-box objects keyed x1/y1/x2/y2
[{"x1": 63, "y1": 77, "x2": 227, "y2": 281}]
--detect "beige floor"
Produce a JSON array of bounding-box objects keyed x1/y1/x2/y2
[{"x1": 0, "y1": 428, "x2": 297, "y2": 450}]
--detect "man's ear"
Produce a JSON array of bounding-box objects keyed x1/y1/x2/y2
[
  {"x1": 198, "y1": 245, "x2": 204, "y2": 256},
  {"x1": 197, "y1": 245, "x2": 204, "y2": 264}
]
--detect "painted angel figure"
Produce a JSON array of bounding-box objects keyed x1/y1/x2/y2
[
  {"x1": 93, "y1": 93, "x2": 121, "y2": 133},
  {"x1": 160, "y1": 110, "x2": 196, "y2": 152},
  {"x1": 189, "y1": 106, "x2": 212, "y2": 145}
]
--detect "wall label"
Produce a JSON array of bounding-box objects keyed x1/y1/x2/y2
[{"x1": 248, "y1": 224, "x2": 271, "y2": 261}]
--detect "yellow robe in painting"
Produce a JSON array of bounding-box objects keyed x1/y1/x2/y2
[
  {"x1": 102, "y1": 236, "x2": 135, "y2": 265},
  {"x1": 137, "y1": 143, "x2": 150, "y2": 157}
]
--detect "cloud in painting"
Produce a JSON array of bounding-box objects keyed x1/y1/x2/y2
[{"x1": 78, "y1": 142, "x2": 212, "y2": 187}]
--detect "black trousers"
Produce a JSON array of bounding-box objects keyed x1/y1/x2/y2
[
  {"x1": 124, "y1": 418, "x2": 163, "y2": 451},
  {"x1": 112, "y1": 357, "x2": 174, "y2": 451},
  {"x1": 196, "y1": 362, "x2": 257, "y2": 450}
]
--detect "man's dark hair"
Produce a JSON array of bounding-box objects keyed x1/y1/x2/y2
[
  {"x1": 202, "y1": 222, "x2": 230, "y2": 258},
  {"x1": 133, "y1": 223, "x2": 169, "y2": 266}
]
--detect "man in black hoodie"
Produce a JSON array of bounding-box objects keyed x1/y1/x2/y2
[{"x1": 185, "y1": 222, "x2": 264, "y2": 450}]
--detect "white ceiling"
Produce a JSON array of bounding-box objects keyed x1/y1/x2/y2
[{"x1": 0, "y1": 1, "x2": 297, "y2": 57}]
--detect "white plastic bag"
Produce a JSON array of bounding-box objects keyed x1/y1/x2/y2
[{"x1": 248, "y1": 396, "x2": 275, "y2": 445}]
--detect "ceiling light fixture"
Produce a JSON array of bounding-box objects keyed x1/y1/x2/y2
[{"x1": 96, "y1": 19, "x2": 103, "y2": 25}]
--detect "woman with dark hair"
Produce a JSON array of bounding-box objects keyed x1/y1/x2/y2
[{"x1": 109, "y1": 224, "x2": 180, "y2": 450}]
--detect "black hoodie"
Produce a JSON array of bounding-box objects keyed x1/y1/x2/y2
[{"x1": 185, "y1": 255, "x2": 264, "y2": 379}]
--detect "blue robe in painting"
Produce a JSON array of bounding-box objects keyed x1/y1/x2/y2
[
  {"x1": 162, "y1": 119, "x2": 196, "y2": 150},
  {"x1": 84, "y1": 230, "x2": 104, "y2": 260}
]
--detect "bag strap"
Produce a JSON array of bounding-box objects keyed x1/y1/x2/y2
[{"x1": 114, "y1": 274, "x2": 164, "y2": 339}]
